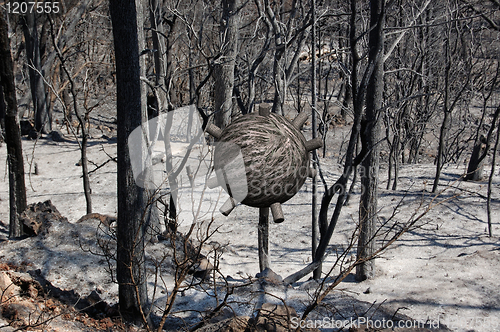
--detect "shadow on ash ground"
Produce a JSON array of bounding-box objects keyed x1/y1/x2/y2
[{"x1": 0, "y1": 201, "x2": 452, "y2": 332}]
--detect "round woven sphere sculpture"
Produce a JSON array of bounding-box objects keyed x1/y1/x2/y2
[
  {"x1": 215, "y1": 112, "x2": 308, "y2": 207},
  {"x1": 206, "y1": 105, "x2": 322, "y2": 223}
]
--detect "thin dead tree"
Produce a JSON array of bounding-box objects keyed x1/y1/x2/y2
[
  {"x1": 1, "y1": 12, "x2": 28, "y2": 238},
  {"x1": 257, "y1": 0, "x2": 312, "y2": 115},
  {"x1": 432, "y1": 2, "x2": 474, "y2": 193},
  {"x1": 213, "y1": 0, "x2": 241, "y2": 129},
  {"x1": 48, "y1": 18, "x2": 93, "y2": 214},
  {"x1": 21, "y1": 8, "x2": 51, "y2": 134}
]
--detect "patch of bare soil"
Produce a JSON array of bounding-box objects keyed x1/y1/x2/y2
[{"x1": 0, "y1": 261, "x2": 130, "y2": 332}]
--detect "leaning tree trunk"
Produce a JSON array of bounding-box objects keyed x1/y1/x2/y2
[
  {"x1": 22, "y1": 11, "x2": 51, "y2": 134},
  {"x1": 356, "y1": 0, "x2": 385, "y2": 282},
  {"x1": 466, "y1": 106, "x2": 500, "y2": 183},
  {"x1": 110, "y1": 0, "x2": 150, "y2": 325},
  {"x1": 213, "y1": 0, "x2": 240, "y2": 129},
  {"x1": 487, "y1": 117, "x2": 500, "y2": 237},
  {"x1": 465, "y1": 134, "x2": 487, "y2": 181},
  {"x1": 1, "y1": 14, "x2": 27, "y2": 238}
]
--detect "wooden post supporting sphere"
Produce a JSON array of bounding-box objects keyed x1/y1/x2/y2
[{"x1": 207, "y1": 105, "x2": 322, "y2": 223}]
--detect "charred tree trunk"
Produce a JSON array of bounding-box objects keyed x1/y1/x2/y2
[
  {"x1": 0, "y1": 85, "x2": 5, "y2": 139},
  {"x1": 356, "y1": 0, "x2": 385, "y2": 282},
  {"x1": 432, "y1": 35, "x2": 452, "y2": 193},
  {"x1": 213, "y1": 0, "x2": 240, "y2": 128},
  {"x1": 338, "y1": 24, "x2": 352, "y2": 121},
  {"x1": 466, "y1": 64, "x2": 500, "y2": 181},
  {"x1": 433, "y1": 107, "x2": 451, "y2": 191},
  {"x1": 1, "y1": 14, "x2": 27, "y2": 238},
  {"x1": 257, "y1": 104, "x2": 271, "y2": 272},
  {"x1": 487, "y1": 121, "x2": 500, "y2": 237},
  {"x1": 262, "y1": 0, "x2": 286, "y2": 115},
  {"x1": 110, "y1": 0, "x2": 149, "y2": 325},
  {"x1": 258, "y1": 207, "x2": 270, "y2": 272},
  {"x1": 22, "y1": 11, "x2": 51, "y2": 134},
  {"x1": 466, "y1": 135, "x2": 487, "y2": 181},
  {"x1": 465, "y1": 106, "x2": 500, "y2": 182},
  {"x1": 272, "y1": 45, "x2": 286, "y2": 115},
  {"x1": 311, "y1": 0, "x2": 321, "y2": 280}
]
